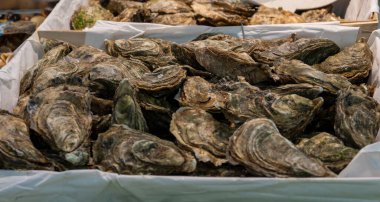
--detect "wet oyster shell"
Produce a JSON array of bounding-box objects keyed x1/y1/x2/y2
[
  {"x1": 131, "y1": 65, "x2": 187, "y2": 95},
  {"x1": 20, "y1": 43, "x2": 72, "y2": 95},
  {"x1": 253, "y1": 38, "x2": 340, "y2": 65},
  {"x1": 267, "y1": 83, "x2": 324, "y2": 99},
  {"x1": 93, "y1": 124, "x2": 196, "y2": 175},
  {"x1": 272, "y1": 60, "x2": 352, "y2": 94},
  {"x1": 178, "y1": 76, "x2": 226, "y2": 111},
  {"x1": 0, "y1": 110, "x2": 54, "y2": 170},
  {"x1": 335, "y1": 87, "x2": 380, "y2": 148},
  {"x1": 297, "y1": 132, "x2": 358, "y2": 173},
  {"x1": 250, "y1": 6, "x2": 305, "y2": 25},
  {"x1": 170, "y1": 107, "x2": 233, "y2": 166},
  {"x1": 27, "y1": 85, "x2": 92, "y2": 165},
  {"x1": 103, "y1": 0, "x2": 144, "y2": 15},
  {"x1": 314, "y1": 39, "x2": 373, "y2": 83},
  {"x1": 151, "y1": 13, "x2": 196, "y2": 25},
  {"x1": 113, "y1": 79, "x2": 148, "y2": 131},
  {"x1": 193, "y1": 163, "x2": 250, "y2": 177},
  {"x1": 195, "y1": 46, "x2": 270, "y2": 84},
  {"x1": 145, "y1": 0, "x2": 193, "y2": 14},
  {"x1": 191, "y1": 0, "x2": 254, "y2": 26},
  {"x1": 227, "y1": 118, "x2": 336, "y2": 177},
  {"x1": 224, "y1": 91, "x2": 323, "y2": 139}
]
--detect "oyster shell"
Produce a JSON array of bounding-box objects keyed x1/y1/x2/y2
[
  {"x1": 191, "y1": 0, "x2": 254, "y2": 26},
  {"x1": 91, "y1": 96, "x2": 113, "y2": 115},
  {"x1": 0, "y1": 110, "x2": 54, "y2": 170},
  {"x1": 71, "y1": 4, "x2": 113, "y2": 30},
  {"x1": 130, "y1": 65, "x2": 187, "y2": 95},
  {"x1": 170, "y1": 107, "x2": 233, "y2": 166},
  {"x1": 250, "y1": 6, "x2": 305, "y2": 25},
  {"x1": 224, "y1": 91, "x2": 323, "y2": 139},
  {"x1": 145, "y1": 0, "x2": 193, "y2": 14},
  {"x1": 193, "y1": 163, "x2": 250, "y2": 177},
  {"x1": 20, "y1": 43, "x2": 72, "y2": 94},
  {"x1": 335, "y1": 87, "x2": 380, "y2": 148},
  {"x1": 314, "y1": 39, "x2": 373, "y2": 83},
  {"x1": 272, "y1": 60, "x2": 352, "y2": 94},
  {"x1": 178, "y1": 76, "x2": 226, "y2": 111},
  {"x1": 151, "y1": 13, "x2": 196, "y2": 25},
  {"x1": 103, "y1": 0, "x2": 144, "y2": 15},
  {"x1": 252, "y1": 38, "x2": 340, "y2": 65},
  {"x1": 113, "y1": 7, "x2": 144, "y2": 22},
  {"x1": 268, "y1": 83, "x2": 324, "y2": 99},
  {"x1": 113, "y1": 79, "x2": 148, "y2": 131},
  {"x1": 27, "y1": 85, "x2": 92, "y2": 166},
  {"x1": 297, "y1": 132, "x2": 358, "y2": 173},
  {"x1": 301, "y1": 9, "x2": 341, "y2": 23},
  {"x1": 227, "y1": 118, "x2": 336, "y2": 177},
  {"x1": 93, "y1": 124, "x2": 196, "y2": 175},
  {"x1": 195, "y1": 46, "x2": 270, "y2": 84}
]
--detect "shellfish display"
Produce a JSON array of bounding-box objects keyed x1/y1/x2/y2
[
  {"x1": 71, "y1": 1, "x2": 346, "y2": 29},
  {"x1": 6, "y1": 33, "x2": 377, "y2": 177}
]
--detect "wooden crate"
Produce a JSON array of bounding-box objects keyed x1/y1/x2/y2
[{"x1": 341, "y1": 13, "x2": 378, "y2": 40}]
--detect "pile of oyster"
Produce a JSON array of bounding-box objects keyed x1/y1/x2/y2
[
  {"x1": 70, "y1": 0, "x2": 341, "y2": 29},
  {"x1": 5, "y1": 33, "x2": 378, "y2": 177}
]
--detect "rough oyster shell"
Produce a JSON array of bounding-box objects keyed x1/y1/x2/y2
[
  {"x1": 314, "y1": 39, "x2": 373, "y2": 83},
  {"x1": 20, "y1": 43, "x2": 72, "y2": 95},
  {"x1": 224, "y1": 91, "x2": 323, "y2": 139},
  {"x1": 145, "y1": 0, "x2": 193, "y2": 14},
  {"x1": 272, "y1": 60, "x2": 352, "y2": 94},
  {"x1": 151, "y1": 13, "x2": 196, "y2": 25},
  {"x1": 170, "y1": 107, "x2": 233, "y2": 166},
  {"x1": 195, "y1": 46, "x2": 270, "y2": 84},
  {"x1": 227, "y1": 118, "x2": 336, "y2": 177},
  {"x1": 335, "y1": 87, "x2": 380, "y2": 148},
  {"x1": 297, "y1": 132, "x2": 358, "y2": 173},
  {"x1": 250, "y1": 6, "x2": 305, "y2": 25},
  {"x1": 113, "y1": 79, "x2": 148, "y2": 131},
  {"x1": 103, "y1": 0, "x2": 144, "y2": 15},
  {"x1": 27, "y1": 85, "x2": 92, "y2": 166},
  {"x1": 0, "y1": 110, "x2": 54, "y2": 170},
  {"x1": 130, "y1": 65, "x2": 187, "y2": 95},
  {"x1": 268, "y1": 83, "x2": 324, "y2": 99},
  {"x1": 178, "y1": 76, "x2": 226, "y2": 111},
  {"x1": 191, "y1": 0, "x2": 254, "y2": 26},
  {"x1": 253, "y1": 38, "x2": 340, "y2": 65},
  {"x1": 301, "y1": 9, "x2": 341, "y2": 23},
  {"x1": 93, "y1": 124, "x2": 196, "y2": 175}
]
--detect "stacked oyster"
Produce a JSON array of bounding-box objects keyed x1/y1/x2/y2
[
  {"x1": 71, "y1": 0, "x2": 342, "y2": 29},
  {"x1": 7, "y1": 34, "x2": 378, "y2": 177}
]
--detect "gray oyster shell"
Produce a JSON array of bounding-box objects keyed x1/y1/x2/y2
[
  {"x1": 170, "y1": 107, "x2": 233, "y2": 166},
  {"x1": 297, "y1": 132, "x2": 358, "y2": 173},
  {"x1": 335, "y1": 87, "x2": 380, "y2": 148},
  {"x1": 227, "y1": 118, "x2": 336, "y2": 177},
  {"x1": 113, "y1": 79, "x2": 148, "y2": 131},
  {"x1": 314, "y1": 39, "x2": 373, "y2": 83},
  {"x1": 0, "y1": 110, "x2": 54, "y2": 170},
  {"x1": 272, "y1": 59, "x2": 352, "y2": 94},
  {"x1": 93, "y1": 124, "x2": 196, "y2": 175},
  {"x1": 27, "y1": 85, "x2": 92, "y2": 166}
]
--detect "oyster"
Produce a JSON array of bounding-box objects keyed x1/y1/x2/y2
[
  {"x1": 335, "y1": 87, "x2": 380, "y2": 148},
  {"x1": 20, "y1": 43, "x2": 72, "y2": 94},
  {"x1": 250, "y1": 6, "x2": 305, "y2": 25},
  {"x1": 170, "y1": 107, "x2": 233, "y2": 166},
  {"x1": 268, "y1": 83, "x2": 324, "y2": 99},
  {"x1": 145, "y1": 0, "x2": 192, "y2": 14},
  {"x1": 113, "y1": 7, "x2": 144, "y2": 22},
  {"x1": 91, "y1": 96, "x2": 113, "y2": 115},
  {"x1": 191, "y1": 0, "x2": 254, "y2": 26},
  {"x1": 113, "y1": 79, "x2": 148, "y2": 131},
  {"x1": 227, "y1": 118, "x2": 335, "y2": 177},
  {"x1": 13, "y1": 93, "x2": 30, "y2": 119},
  {"x1": 224, "y1": 91, "x2": 323, "y2": 139},
  {"x1": 272, "y1": 60, "x2": 352, "y2": 94},
  {"x1": 102, "y1": 0, "x2": 144, "y2": 15},
  {"x1": 151, "y1": 13, "x2": 196, "y2": 25},
  {"x1": 195, "y1": 46, "x2": 270, "y2": 84},
  {"x1": 0, "y1": 110, "x2": 54, "y2": 170},
  {"x1": 297, "y1": 132, "x2": 358, "y2": 173},
  {"x1": 314, "y1": 39, "x2": 373, "y2": 83},
  {"x1": 252, "y1": 38, "x2": 340, "y2": 65},
  {"x1": 301, "y1": 9, "x2": 341, "y2": 23},
  {"x1": 93, "y1": 124, "x2": 196, "y2": 175},
  {"x1": 130, "y1": 65, "x2": 187, "y2": 95},
  {"x1": 27, "y1": 85, "x2": 92, "y2": 166},
  {"x1": 71, "y1": 4, "x2": 113, "y2": 30},
  {"x1": 178, "y1": 76, "x2": 226, "y2": 111},
  {"x1": 193, "y1": 163, "x2": 250, "y2": 177}
]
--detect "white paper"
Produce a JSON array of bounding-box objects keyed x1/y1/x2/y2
[
  {"x1": 344, "y1": 0, "x2": 379, "y2": 21},
  {"x1": 252, "y1": 0, "x2": 338, "y2": 12}
]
